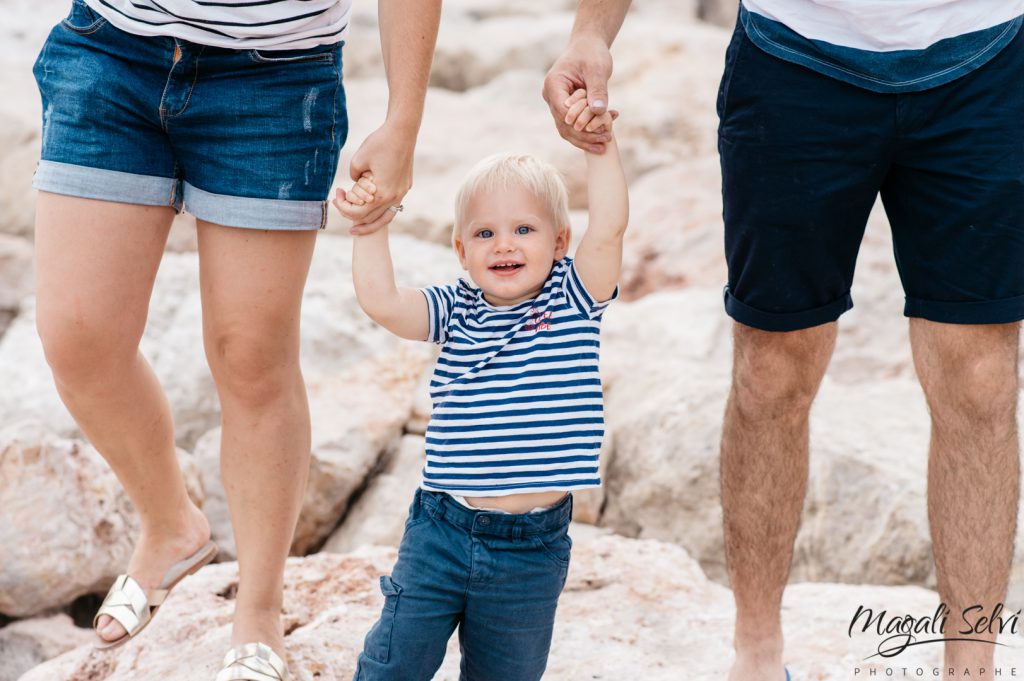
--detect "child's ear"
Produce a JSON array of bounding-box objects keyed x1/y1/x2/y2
[
  {"x1": 454, "y1": 237, "x2": 469, "y2": 270},
  {"x1": 554, "y1": 226, "x2": 571, "y2": 260}
]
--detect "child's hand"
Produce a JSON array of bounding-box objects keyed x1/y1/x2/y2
[
  {"x1": 563, "y1": 88, "x2": 614, "y2": 134},
  {"x1": 334, "y1": 172, "x2": 390, "y2": 235}
]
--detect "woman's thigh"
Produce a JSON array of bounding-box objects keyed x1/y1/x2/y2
[
  {"x1": 35, "y1": 193, "x2": 174, "y2": 364},
  {"x1": 195, "y1": 220, "x2": 316, "y2": 379}
]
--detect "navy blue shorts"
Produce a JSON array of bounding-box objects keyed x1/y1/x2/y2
[
  {"x1": 718, "y1": 20, "x2": 1024, "y2": 331},
  {"x1": 32, "y1": 0, "x2": 348, "y2": 230}
]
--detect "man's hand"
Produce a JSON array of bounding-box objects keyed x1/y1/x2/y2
[
  {"x1": 543, "y1": 34, "x2": 617, "y2": 153},
  {"x1": 337, "y1": 122, "x2": 415, "y2": 234}
]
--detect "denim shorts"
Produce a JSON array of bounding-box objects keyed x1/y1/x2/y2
[
  {"x1": 718, "y1": 19, "x2": 1024, "y2": 331},
  {"x1": 32, "y1": 0, "x2": 348, "y2": 230},
  {"x1": 354, "y1": 489, "x2": 573, "y2": 681}
]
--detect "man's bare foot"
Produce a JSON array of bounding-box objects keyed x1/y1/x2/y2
[{"x1": 95, "y1": 503, "x2": 211, "y2": 642}]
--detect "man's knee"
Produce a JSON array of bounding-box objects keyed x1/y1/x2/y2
[
  {"x1": 729, "y1": 322, "x2": 836, "y2": 421},
  {"x1": 912, "y1": 321, "x2": 1019, "y2": 427}
]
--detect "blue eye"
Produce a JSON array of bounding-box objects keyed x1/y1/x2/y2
[
  {"x1": 516, "y1": 225, "x2": 532, "y2": 235},
  {"x1": 478, "y1": 229, "x2": 493, "y2": 238}
]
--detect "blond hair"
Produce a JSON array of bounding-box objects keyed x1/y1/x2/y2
[{"x1": 453, "y1": 153, "x2": 571, "y2": 248}]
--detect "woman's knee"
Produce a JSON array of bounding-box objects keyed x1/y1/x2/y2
[
  {"x1": 205, "y1": 331, "x2": 300, "y2": 406},
  {"x1": 36, "y1": 306, "x2": 140, "y2": 386}
]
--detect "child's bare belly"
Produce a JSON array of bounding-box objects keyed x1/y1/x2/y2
[{"x1": 463, "y1": 490, "x2": 569, "y2": 515}]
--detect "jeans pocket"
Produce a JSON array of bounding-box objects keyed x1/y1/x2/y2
[
  {"x1": 529, "y1": 532, "x2": 572, "y2": 570},
  {"x1": 62, "y1": 0, "x2": 107, "y2": 35},
  {"x1": 248, "y1": 45, "x2": 337, "y2": 64},
  {"x1": 363, "y1": 575, "x2": 403, "y2": 664}
]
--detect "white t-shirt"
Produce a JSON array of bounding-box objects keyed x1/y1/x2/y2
[
  {"x1": 86, "y1": 0, "x2": 352, "y2": 50},
  {"x1": 744, "y1": 0, "x2": 1024, "y2": 51}
]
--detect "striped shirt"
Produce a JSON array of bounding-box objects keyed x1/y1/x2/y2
[
  {"x1": 741, "y1": 0, "x2": 1024, "y2": 92},
  {"x1": 85, "y1": 0, "x2": 352, "y2": 50},
  {"x1": 419, "y1": 257, "x2": 616, "y2": 497}
]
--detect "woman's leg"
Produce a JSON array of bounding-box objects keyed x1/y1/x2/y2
[
  {"x1": 196, "y1": 219, "x2": 317, "y2": 655},
  {"x1": 34, "y1": 193, "x2": 211, "y2": 641}
]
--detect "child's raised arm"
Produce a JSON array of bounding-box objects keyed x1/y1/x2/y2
[
  {"x1": 336, "y1": 184, "x2": 430, "y2": 341},
  {"x1": 565, "y1": 90, "x2": 628, "y2": 302}
]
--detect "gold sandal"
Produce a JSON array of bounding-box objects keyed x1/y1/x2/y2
[
  {"x1": 93, "y1": 540, "x2": 219, "y2": 649},
  {"x1": 215, "y1": 642, "x2": 292, "y2": 681}
]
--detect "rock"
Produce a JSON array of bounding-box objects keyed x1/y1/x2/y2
[
  {"x1": 596, "y1": 287, "x2": 948, "y2": 590},
  {"x1": 19, "y1": 534, "x2": 1023, "y2": 680},
  {"x1": 0, "y1": 434, "x2": 203, "y2": 618},
  {"x1": 0, "y1": 614, "x2": 92, "y2": 681},
  {"x1": 328, "y1": 77, "x2": 647, "y2": 247},
  {"x1": 323, "y1": 434, "x2": 426, "y2": 554},
  {"x1": 0, "y1": 233, "x2": 460, "y2": 452},
  {"x1": 697, "y1": 0, "x2": 739, "y2": 28},
  {"x1": 197, "y1": 346, "x2": 435, "y2": 560},
  {"x1": 0, "y1": 234, "x2": 33, "y2": 337}
]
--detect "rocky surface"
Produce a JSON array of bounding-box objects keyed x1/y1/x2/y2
[
  {"x1": 0, "y1": 614, "x2": 92, "y2": 681},
  {"x1": 20, "y1": 532, "x2": 1024, "y2": 681},
  {"x1": 0, "y1": 434, "x2": 203, "y2": 618}
]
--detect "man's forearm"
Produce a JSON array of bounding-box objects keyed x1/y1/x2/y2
[
  {"x1": 378, "y1": 0, "x2": 442, "y2": 134},
  {"x1": 571, "y1": 0, "x2": 632, "y2": 47}
]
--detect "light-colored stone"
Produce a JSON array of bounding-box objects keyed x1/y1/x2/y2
[
  {"x1": 0, "y1": 233, "x2": 461, "y2": 452},
  {"x1": 19, "y1": 534, "x2": 1024, "y2": 680},
  {"x1": 697, "y1": 0, "x2": 739, "y2": 28},
  {"x1": 197, "y1": 345, "x2": 434, "y2": 559},
  {"x1": 0, "y1": 234, "x2": 33, "y2": 339},
  {"x1": 0, "y1": 434, "x2": 203, "y2": 618},
  {"x1": 596, "y1": 287, "x2": 944, "y2": 589},
  {"x1": 323, "y1": 434, "x2": 426, "y2": 554},
  {"x1": 0, "y1": 614, "x2": 92, "y2": 681}
]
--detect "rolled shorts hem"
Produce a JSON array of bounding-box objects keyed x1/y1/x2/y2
[
  {"x1": 183, "y1": 183, "x2": 327, "y2": 231},
  {"x1": 724, "y1": 286, "x2": 853, "y2": 332},
  {"x1": 904, "y1": 294, "x2": 1024, "y2": 325},
  {"x1": 33, "y1": 160, "x2": 182, "y2": 210}
]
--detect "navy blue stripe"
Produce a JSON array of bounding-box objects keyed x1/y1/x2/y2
[
  {"x1": 423, "y1": 478, "x2": 600, "y2": 492},
  {"x1": 436, "y1": 351, "x2": 599, "y2": 370},
  {"x1": 431, "y1": 364, "x2": 597, "y2": 383},
  {"x1": 427, "y1": 430, "x2": 604, "y2": 446},
  {"x1": 431, "y1": 378, "x2": 602, "y2": 397},
  {"x1": 446, "y1": 325, "x2": 595, "y2": 346},
  {"x1": 426, "y1": 454, "x2": 597, "y2": 468},
  {"x1": 425, "y1": 442, "x2": 602, "y2": 457},
  {"x1": 430, "y1": 404, "x2": 602, "y2": 421},
  {"x1": 428, "y1": 417, "x2": 603, "y2": 433},
  {"x1": 423, "y1": 466, "x2": 599, "y2": 480},
  {"x1": 433, "y1": 391, "x2": 604, "y2": 410},
  {"x1": 440, "y1": 337, "x2": 599, "y2": 359}
]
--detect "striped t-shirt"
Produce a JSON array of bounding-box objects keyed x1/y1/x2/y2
[
  {"x1": 741, "y1": 0, "x2": 1024, "y2": 92},
  {"x1": 419, "y1": 257, "x2": 616, "y2": 496},
  {"x1": 85, "y1": 0, "x2": 352, "y2": 50}
]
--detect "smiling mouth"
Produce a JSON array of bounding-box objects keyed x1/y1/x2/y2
[{"x1": 489, "y1": 263, "x2": 524, "y2": 272}]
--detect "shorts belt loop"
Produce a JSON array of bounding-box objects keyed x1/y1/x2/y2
[{"x1": 512, "y1": 522, "x2": 523, "y2": 540}]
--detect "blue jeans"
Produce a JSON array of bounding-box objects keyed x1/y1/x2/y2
[
  {"x1": 353, "y1": 489, "x2": 573, "y2": 681},
  {"x1": 32, "y1": 0, "x2": 348, "y2": 230}
]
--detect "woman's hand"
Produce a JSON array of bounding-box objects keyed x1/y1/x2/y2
[{"x1": 337, "y1": 121, "x2": 416, "y2": 235}]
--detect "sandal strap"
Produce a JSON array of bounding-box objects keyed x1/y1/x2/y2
[
  {"x1": 216, "y1": 642, "x2": 290, "y2": 681},
  {"x1": 92, "y1": 575, "x2": 151, "y2": 635}
]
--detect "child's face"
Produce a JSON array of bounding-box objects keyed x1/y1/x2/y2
[{"x1": 455, "y1": 185, "x2": 569, "y2": 307}]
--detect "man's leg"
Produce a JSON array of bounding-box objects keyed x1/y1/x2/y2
[
  {"x1": 910, "y1": 320, "x2": 1019, "y2": 676},
  {"x1": 722, "y1": 322, "x2": 836, "y2": 681}
]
